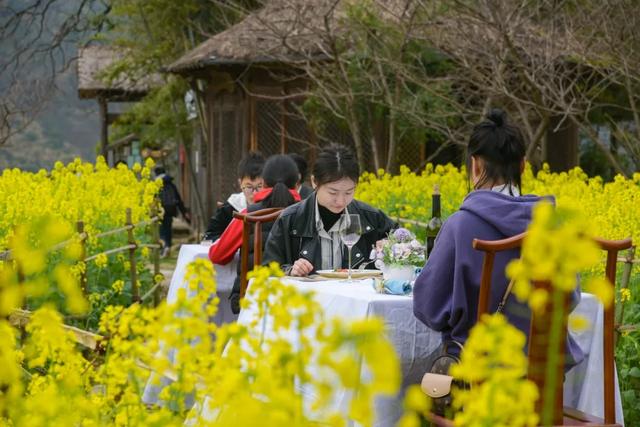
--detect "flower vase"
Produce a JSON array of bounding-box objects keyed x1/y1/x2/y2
[{"x1": 382, "y1": 265, "x2": 416, "y2": 282}]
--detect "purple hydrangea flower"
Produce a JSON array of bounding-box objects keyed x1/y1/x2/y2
[
  {"x1": 410, "y1": 239, "x2": 423, "y2": 250},
  {"x1": 392, "y1": 243, "x2": 403, "y2": 258},
  {"x1": 393, "y1": 227, "x2": 412, "y2": 242}
]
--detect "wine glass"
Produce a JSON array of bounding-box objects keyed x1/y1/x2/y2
[{"x1": 339, "y1": 214, "x2": 362, "y2": 282}]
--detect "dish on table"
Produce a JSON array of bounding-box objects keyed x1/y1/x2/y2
[{"x1": 315, "y1": 269, "x2": 383, "y2": 279}]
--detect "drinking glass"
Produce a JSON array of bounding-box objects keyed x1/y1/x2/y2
[{"x1": 339, "y1": 214, "x2": 362, "y2": 282}]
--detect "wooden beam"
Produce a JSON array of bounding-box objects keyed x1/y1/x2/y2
[
  {"x1": 98, "y1": 97, "x2": 109, "y2": 160},
  {"x1": 9, "y1": 309, "x2": 106, "y2": 351},
  {"x1": 249, "y1": 96, "x2": 257, "y2": 151},
  {"x1": 280, "y1": 100, "x2": 287, "y2": 153}
]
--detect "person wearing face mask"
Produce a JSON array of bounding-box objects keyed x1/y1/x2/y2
[
  {"x1": 263, "y1": 144, "x2": 396, "y2": 276},
  {"x1": 413, "y1": 108, "x2": 584, "y2": 369}
]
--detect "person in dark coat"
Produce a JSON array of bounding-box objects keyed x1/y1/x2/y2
[
  {"x1": 209, "y1": 154, "x2": 301, "y2": 313},
  {"x1": 155, "y1": 166, "x2": 190, "y2": 257},
  {"x1": 263, "y1": 144, "x2": 396, "y2": 276},
  {"x1": 202, "y1": 152, "x2": 265, "y2": 242},
  {"x1": 412, "y1": 109, "x2": 584, "y2": 368},
  {"x1": 289, "y1": 153, "x2": 314, "y2": 199}
]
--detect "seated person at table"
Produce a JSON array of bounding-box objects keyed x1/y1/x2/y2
[
  {"x1": 413, "y1": 109, "x2": 584, "y2": 367},
  {"x1": 263, "y1": 144, "x2": 396, "y2": 276},
  {"x1": 288, "y1": 152, "x2": 314, "y2": 199},
  {"x1": 209, "y1": 154, "x2": 302, "y2": 313},
  {"x1": 202, "y1": 151, "x2": 265, "y2": 242}
]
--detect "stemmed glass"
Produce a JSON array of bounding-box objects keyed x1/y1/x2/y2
[{"x1": 339, "y1": 214, "x2": 362, "y2": 282}]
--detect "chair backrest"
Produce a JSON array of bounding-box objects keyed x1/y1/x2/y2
[
  {"x1": 472, "y1": 233, "x2": 632, "y2": 425},
  {"x1": 233, "y1": 207, "x2": 283, "y2": 299}
]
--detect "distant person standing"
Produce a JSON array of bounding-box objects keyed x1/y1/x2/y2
[
  {"x1": 288, "y1": 153, "x2": 314, "y2": 199},
  {"x1": 155, "y1": 166, "x2": 190, "y2": 257}
]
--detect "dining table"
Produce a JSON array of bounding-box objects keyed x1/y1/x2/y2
[
  {"x1": 142, "y1": 243, "x2": 239, "y2": 406},
  {"x1": 231, "y1": 276, "x2": 625, "y2": 426},
  {"x1": 143, "y1": 245, "x2": 625, "y2": 426}
]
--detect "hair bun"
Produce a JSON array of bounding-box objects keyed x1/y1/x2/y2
[{"x1": 486, "y1": 108, "x2": 506, "y2": 127}]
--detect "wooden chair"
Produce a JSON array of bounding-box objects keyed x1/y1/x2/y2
[
  {"x1": 232, "y1": 207, "x2": 283, "y2": 299},
  {"x1": 472, "y1": 232, "x2": 632, "y2": 426}
]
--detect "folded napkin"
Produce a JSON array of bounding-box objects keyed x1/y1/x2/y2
[{"x1": 372, "y1": 277, "x2": 413, "y2": 295}]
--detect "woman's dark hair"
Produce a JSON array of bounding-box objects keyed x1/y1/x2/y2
[
  {"x1": 467, "y1": 108, "x2": 526, "y2": 193},
  {"x1": 261, "y1": 154, "x2": 299, "y2": 208},
  {"x1": 237, "y1": 151, "x2": 265, "y2": 180},
  {"x1": 288, "y1": 153, "x2": 308, "y2": 182},
  {"x1": 312, "y1": 144, "x2": 360, "y2": 187}
]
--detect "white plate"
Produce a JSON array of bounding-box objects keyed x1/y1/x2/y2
[{"x1": 315, "y1": 269, "x2": 382, "y2": 279}]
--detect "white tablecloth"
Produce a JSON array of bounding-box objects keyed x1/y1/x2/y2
[
  {"x1": 565, "y1": 293, "x2": 624, "y2": 424},
  {"x1": 235, "y1": 279, "x2": 624, "y2": 426},
  {"x1": 142, "y1": 244, "x2": 239, "y2": 406},
  {"x1": 166, "y1": 244, "x2": 238, "y2": 326}
]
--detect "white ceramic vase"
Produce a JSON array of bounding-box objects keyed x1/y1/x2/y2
[{"x1": 382, "y1": 265, "x2": 416, "y2": 282}]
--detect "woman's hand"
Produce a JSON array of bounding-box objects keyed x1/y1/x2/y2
[{"x1": 290, "y1": 258, "x2": 314, "y2": 276}]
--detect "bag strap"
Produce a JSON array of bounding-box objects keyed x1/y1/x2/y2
[
  {"x1": 442, "y1": 340, "x2": 465, "y2": 356},
  {"x1": 496, "y1": 277, "x2": 515, "y2": 314}
]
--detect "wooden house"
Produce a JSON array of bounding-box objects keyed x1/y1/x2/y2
[{"x1": 166, "y1": 0, "x2": 428, "y2": 232}]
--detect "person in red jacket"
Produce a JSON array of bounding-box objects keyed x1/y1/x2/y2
[{"x1": 209, "y1": 154, "x2": 301, "y2": 313}]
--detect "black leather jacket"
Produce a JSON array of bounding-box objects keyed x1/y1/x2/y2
[
  {"x1": 263, "y1": 195, "x2": 396, "y2": 274},
  {"x1": 202, "y1": 201, "x2": 235, "y2": 242}
]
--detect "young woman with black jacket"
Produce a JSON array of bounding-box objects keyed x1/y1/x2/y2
[{"x1": 263, "y1": 144, "x2": 396, "y2": 276}]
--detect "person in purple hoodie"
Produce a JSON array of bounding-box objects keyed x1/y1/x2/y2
[{"x1": 413, "y1": 108, "x2": 584, "y2": 369}]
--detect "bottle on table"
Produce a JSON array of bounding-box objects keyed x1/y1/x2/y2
[{"x1": 426, "y1": 184, "x2": 442, "y2": 257}]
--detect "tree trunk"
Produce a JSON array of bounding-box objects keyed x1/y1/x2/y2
[
  {"x1": 385, "y1": 79, "x2": 402, "y2": 173},
  {"x1": 545, "y1": 115, "x2": 578, "y2": 172}
]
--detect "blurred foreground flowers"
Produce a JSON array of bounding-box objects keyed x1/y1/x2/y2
[{"x1": 0, "y1": 216, "x2": 400, "y2": 426}]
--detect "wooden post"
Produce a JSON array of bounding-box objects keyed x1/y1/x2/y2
[
  {"x1": 476, "y1": 250, "x2": 495, "y2": 319},
  {"x1": 17, "y1": 262, "x2": 26, "y2": 310},
  {"x1": 616, "y1": 246, "x2": 635, "y2": 344},
  {"x1": 249, "y1": 96, "x2": 257, "y2": 151},
  {"x1": 98, "y1": 97, "x2": 109, "y2": 160},
  {"x1": 151, "y1": 205, "x2": 161, "y2": 306},
  {"x1": 77, "y1": 220, "x2": 87, "y2": 295},
  {"x1": 603, "y1": 249, "x2": 619, "y2": 425},
  {"x1": 527, "y1": 281, "x2": 568, "y2": 426},
  {"x1": 126, "y1": 208, "x2": 139, "y2": 303},
  {"x1": 280, "y1": 100, "x2": 287, "y2": 153}
]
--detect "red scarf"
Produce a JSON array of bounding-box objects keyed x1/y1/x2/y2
[{"x1": 253, "y1": 187, "x2": 301, "y2": 203}]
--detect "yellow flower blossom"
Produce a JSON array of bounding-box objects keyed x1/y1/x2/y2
[
  {"x1": 111, "y1": 280, "x2": 125, "y2": 294},
  {"x1": 620, "y1": 288, "x2": 631, "y2": 303},
  {"x1": 94, "y1": 253, "x2": 108, "y2": 269}
]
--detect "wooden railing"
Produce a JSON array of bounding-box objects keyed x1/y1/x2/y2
[
  {"x1": 3, "y1": 207, "x2": 166, "y2": 353},
  {"x1": 0, "y1": 207, "x2": 163, "y2": 306}
]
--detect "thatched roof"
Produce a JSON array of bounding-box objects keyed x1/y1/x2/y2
[
  {"x1": 169, "y1": 0, "x2": 579, "y2": 75},
  {"x1": 168, "y1": 0, "x2": 337, "y2": 72},
  {"x1": 77, "y1": 46, "x2": 162, "y2": 99},
  {"x1": 169, "y1": 0, "x2": 407, "y2": 72}
]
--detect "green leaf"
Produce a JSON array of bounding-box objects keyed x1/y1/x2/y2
[
  {"x1": 622, "y1": 389, "x2": 636, "y2": 403},
  {"x1": 629, "y1": 367, "x2": 640, "y2": 378}
]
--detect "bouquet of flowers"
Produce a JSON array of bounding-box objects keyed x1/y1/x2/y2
[{"x1": 370, "y1": 227, "x2": 426, "y2": 269}]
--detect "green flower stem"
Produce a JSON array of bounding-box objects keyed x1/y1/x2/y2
[{"x1": 541, "y1": 287, "x2": 565, "y2": 425}]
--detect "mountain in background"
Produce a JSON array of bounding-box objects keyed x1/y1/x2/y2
[
  {"x1": 0, "y1": 65, "x2": 100, "y2": 172},
  {"x1": 0, "y1": 0, "x2": 102, "y2": 172}
]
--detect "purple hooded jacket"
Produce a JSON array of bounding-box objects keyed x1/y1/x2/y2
[{"x1": 413, "y1": 190, "x2": 584, "y2": 368}]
